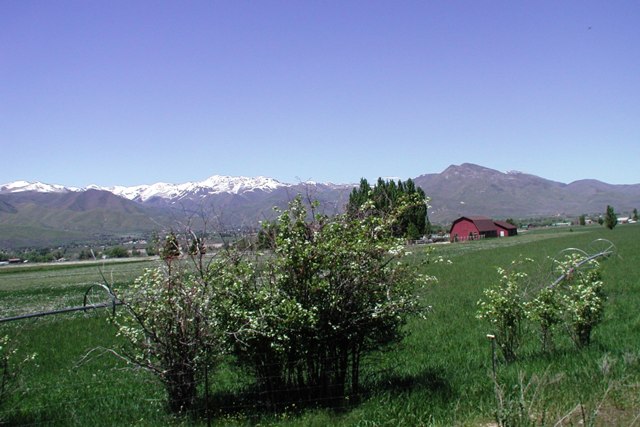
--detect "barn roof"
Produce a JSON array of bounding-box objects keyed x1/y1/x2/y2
[{"x1": 494, "y1": 220, "x2": 517, "y2": 230}]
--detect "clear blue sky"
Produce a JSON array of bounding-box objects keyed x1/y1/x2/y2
[{"x1": 1, "y1": 1, "x2": 638, "y2": 187}]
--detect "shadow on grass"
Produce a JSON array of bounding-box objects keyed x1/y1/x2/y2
[
  {"x1": 185, "y1": 367, "x2": 454, "y2": 424},
  {"x1": 188, "y1": 385, "x2": 338, "y2": 425},
  {"x1": 0, "y1": 406, "x2": 60, "y2": 426},
  {"x1": 370, "y1": 368, "x2": 452, "y2": 398}
]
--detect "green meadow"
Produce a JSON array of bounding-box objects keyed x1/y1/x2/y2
[{"x1": 0, "y1": 225, "x2": 638, "y2": 425}]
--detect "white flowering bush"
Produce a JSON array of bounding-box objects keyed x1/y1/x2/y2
[
  {"x1": 117, "y1": 195, "x2": 433, "y2": 412},
  {"x1": 526, "y1": 285, "x2": 563, "y2": 352},
  {"x1": 230, "y1": 195, "x2": 431, "y2": 406},
  {"x1": 114, "y1": 235, "x2": 228, "y2": 414},
  {"x1": 477, "y1": 258, "x2": 532, "y2": 362},
  {"x1": 552, "y1": 255, "x2": 605, "y2": 348},
  {"x1": 479, "y1": 253, "x2": 607, "y2": 362}
]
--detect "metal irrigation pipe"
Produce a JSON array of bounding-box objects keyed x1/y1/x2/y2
[
  {"x1": 0, "y1": 301, "x2": 123, "y2": 323},
  {"x1": 549, "y1": 248, "x2": 614, "y2": 289},
  {"x1": 0, "y1": 282, "x2": 122, "y2": 323}
]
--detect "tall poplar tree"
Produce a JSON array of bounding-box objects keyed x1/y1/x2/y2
[{"x1": 348, "y1": 177, "x2": 429, "y2": 239}]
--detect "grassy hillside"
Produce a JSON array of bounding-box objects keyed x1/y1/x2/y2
[
  {"x1": 0, "y1": 224, "x2": 89, "y2": 248},
  {"x1": 0, "y1": 191, "x2": 172, "y2": 248},
  {"x1": 0, "y1": 225, "x2": 638, "y2": 425}
]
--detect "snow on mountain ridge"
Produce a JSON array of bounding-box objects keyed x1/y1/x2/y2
[
  {"x1": 104, "y1": 175, "x2": 288, "y2": 201},
  {"x1": 0, "y1": 175, "x2": 290, "y2": 201},
  {"x1": 197, "y1": 175, "x2": 285, "y2": 194},
  {"x1": 0, "y1": 180, "x2": 79, "y2": 193}
]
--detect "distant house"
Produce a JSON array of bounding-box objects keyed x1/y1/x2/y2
[{"x1": 449, "y1": 216, "x2": 518, "y2": 242}]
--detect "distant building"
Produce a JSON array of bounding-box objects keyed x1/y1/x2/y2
[{"x1": 449, "y1": 216, "x2": 518, "y2": 242}]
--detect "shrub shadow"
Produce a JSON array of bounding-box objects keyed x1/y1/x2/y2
[
  {"x1": 363, "y1": 367, "x2": 453, "y2": 400},
  {"x1": 188, "y1": 366, "x2": 454, "y2": 423}
]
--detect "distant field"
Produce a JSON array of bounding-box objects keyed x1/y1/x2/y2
[
  {"x1": 0, "y1": 224, "x2": 638, "y2": 425},
  {"x1": 0, "y1": 258, "x2": 155, "y2": 317}
]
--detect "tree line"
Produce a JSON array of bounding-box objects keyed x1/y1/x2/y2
[{"x1": 347, "y1": 177, "x2": 430, "y2": 239}]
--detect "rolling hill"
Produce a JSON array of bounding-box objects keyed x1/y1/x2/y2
[{"x1": 413, "y1": 163, "x2": 640, "y2": 222}]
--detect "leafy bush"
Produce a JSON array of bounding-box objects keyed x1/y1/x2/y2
[
  {"x1": 479, "y1": 252, "x2": 607, "y2": 362},
  {"x1": 105, "y1": 246, "x2": 129, "y2": 258},
  {"x1": 114, "y1": 237, "x2": 228, "y2": 413},
  {"x1": 564, "y1": 268, "x2": 605, "y2": 347},
  {"x1": 228, "y1": 196, "x2": 432, "y2": 406},
  {"x1": 526, "y1": 286, "x2": 563, "y2": 353},
  {"x1": 552, "y1": 255, "x2": 606, "y2": 348},
  {"x1": 477, "y1": 258, "x2": 532, "y2": 362},
  {"x1": 115, "y1": 195, "x2": 433, "y2": 413}
]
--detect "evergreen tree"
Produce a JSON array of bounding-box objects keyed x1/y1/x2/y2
[
  {"x1": 604, "y1": 205, "x2": 617, "y2": 230},
  {"x1": 347, "y1": 178, "x2": 372, "y2": 215}
]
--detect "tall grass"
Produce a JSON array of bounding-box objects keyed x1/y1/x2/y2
[{"x1": 0, "y1": 225, "x2": 638, "y2": 425}]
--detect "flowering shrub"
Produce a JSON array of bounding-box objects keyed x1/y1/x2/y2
[
  {"x1": 117, "y1": 195, "x2": 433, "y2": 412},
  {"x1": 552, "y1": 255, "x2": 605, "y2": 348},
  {"x1": 114, "y1": 238, "x2": 228, "y2": 414},
  {"x1": 477, "y1": 258, "x2": 532, "y2": 362},
  {"x1": 526, "y1": 285, "x2": 563, "y2": 352},
  {"x1": 229, "y1": 195, "x2": 432, "y2": 406},
  {"x1": 479, "y1": 253, "x2": 607, "y2": 362}
]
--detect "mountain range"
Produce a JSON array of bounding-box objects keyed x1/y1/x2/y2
[{"x1": 1, "y1": 163, "x2": 639, "y2": 248}]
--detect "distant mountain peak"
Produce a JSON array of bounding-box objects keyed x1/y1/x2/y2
[
  {"x1": 0, "y1": 180, "x2": 79, "y2": 194},
  {"x1": 104, "y1": 175, "x2": 289, "y2": 202},
  {"x1": 442, "y1": 163, "x2": 502, "y2": 178},
  {"x1": 197, "y1": 175, "x2": 285, "y2": 193}
]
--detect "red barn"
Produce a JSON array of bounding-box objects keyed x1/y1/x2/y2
[
  {"x1": 449, "y1": 216, "x2": 498, "y2": 242},
  {"x1": 494, "y1": 221, "x2": 518, "y2": 237}
]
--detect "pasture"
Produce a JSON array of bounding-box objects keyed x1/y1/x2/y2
[{"x1": 0, "y1": 225, "x2": 638, "y2": 425}]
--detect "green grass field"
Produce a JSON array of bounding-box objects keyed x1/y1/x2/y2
[{"x1": 0, "y1": 225, "x2": 638, "y2": 425}]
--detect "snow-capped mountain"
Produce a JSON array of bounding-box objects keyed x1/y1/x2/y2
[
  {"x1": 0, "y1": 175, "x2": 354, "y2": 209},
  {"x1": 0, "y1": 176, "x2": 291, "y2": 199},
  {"x1": 0, "y1": 180, "x2": 80, "y2": 194},
  {"x1": 0, "y1": 175, "x2": 354, "y2": 240},
  {"x1": 103, "y1": 175, "x2": 288, "y2": 202},
  {"x1": 0, "y1": 174, "x2": 355, "y2": 248}
]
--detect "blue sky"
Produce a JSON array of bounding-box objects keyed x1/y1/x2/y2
[{"x1": 1, "y1": 1, "x2": 638, "y2": 187}]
